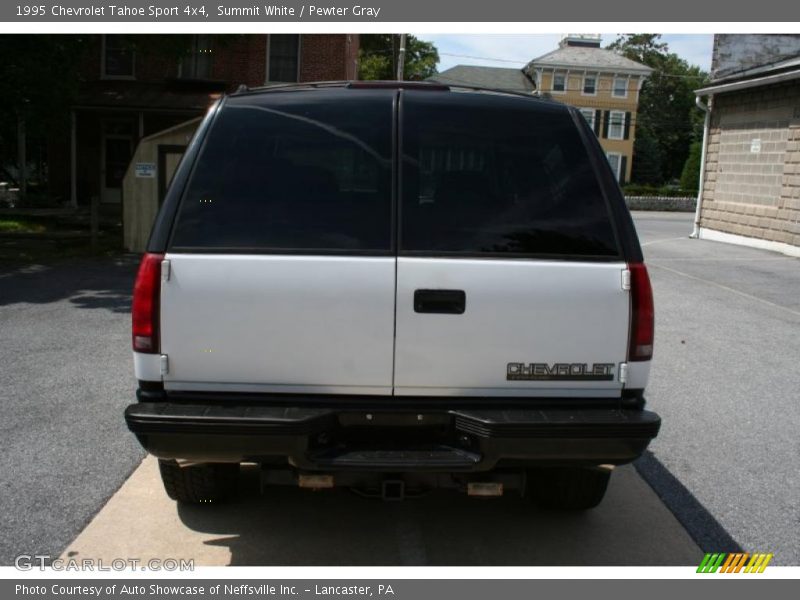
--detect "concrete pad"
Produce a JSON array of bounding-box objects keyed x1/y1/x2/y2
[{"x1": 62, "y1": 457, "x2": 703, "y2": 566}]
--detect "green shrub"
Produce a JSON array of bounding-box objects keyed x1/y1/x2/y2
[{"x1": 680, "y1": 141, "x2": 703, "y2": 193}]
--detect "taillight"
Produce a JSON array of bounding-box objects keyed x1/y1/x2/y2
[
  {"x1": 132, "y1": 252, "x2": 164, "y2": 353},
  {"x1": 628, "y1": 262, "x2": 654, "y2": 361}
]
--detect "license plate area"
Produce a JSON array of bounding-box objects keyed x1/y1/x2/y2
[
  {"x1": 307, "y1": 412, "x2": 472, "y2": 465},
  {"x1": 337, "y1": 412, "x2": 451, "y2": 428},
  {"x1": 329, "y1": 412, "x2": 456, "y2": 448}
]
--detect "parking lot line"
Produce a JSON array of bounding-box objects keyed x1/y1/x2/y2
[
  {"x1": 650, "y1": 262, "x2": 800, "y2": 318},
  {"x1": 641, "y1": 237, "x2": 688, "y2": 247}
]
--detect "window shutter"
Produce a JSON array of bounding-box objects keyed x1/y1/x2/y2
[
  {"x1": 624, "y1": 112, "x2": 632, "y2": 140},
  {"x1": 602, "y1": 111, "x2": 610, "y2": 139},
  {"x1": 594, "y1": 110, "x2": 602, "y2": 135},
  {"x1": 619, "y1": 155, "x2": 628, "y2": 185}
]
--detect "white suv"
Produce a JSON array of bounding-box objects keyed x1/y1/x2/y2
[{"x1": 125, "y1": 82, "x2": 659, "y2": 509}]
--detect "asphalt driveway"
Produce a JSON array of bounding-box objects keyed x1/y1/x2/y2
[
  {"x1": 0, "y1": 212, "x2": 797, "y2": 565},
  {"x1": 635, "y1": 212, "x2": 800, "y2": 564},
  {"x1": 0, "y1": 257, "x2": 143, "y2": 566}
]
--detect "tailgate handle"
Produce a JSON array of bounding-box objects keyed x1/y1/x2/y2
[{"x1": 414, "y1": 289, "x2": 466, "y2": 314}]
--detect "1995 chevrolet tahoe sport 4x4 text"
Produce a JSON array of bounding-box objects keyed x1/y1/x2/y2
[{"x1": 125, "y1": 81, "x2": 660, "y2": 509}]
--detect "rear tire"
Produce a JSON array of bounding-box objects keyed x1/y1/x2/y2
[
  {"x1": 527, "y1": 467, "x2": 611, "y2": 510},
  {"x1": 158, "y1": 460, "x2": 239, "y2": 504}
]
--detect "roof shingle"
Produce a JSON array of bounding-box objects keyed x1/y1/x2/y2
[
  {"x1": 427, "y1": 65, "x2": 535, "y2": 94},
  {"x1": 527, "y1": 46, "x2": 653, "y2": 74}
]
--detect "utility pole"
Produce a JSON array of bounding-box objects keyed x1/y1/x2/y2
[
  {"x1": 17, "y1": 114, "x2": 27, "y2": 199},
  {"x1": 396, "y1": 34, "x2": 407, "y2": 81}
]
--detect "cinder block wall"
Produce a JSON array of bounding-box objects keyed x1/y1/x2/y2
[{"x1": 699, "y1": 80, "x2": 800, "y2": 247}]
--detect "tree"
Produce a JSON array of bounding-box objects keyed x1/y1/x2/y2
[
  {"x1": 680, "y1": 141, "x2": 703, "y2": 193},
  {"x1": 607, "y1": 34, "x2": 708, "y2": 185},
  {"x1": 358, "y1": 35, "x2": 439, "y2": 80},
  {"x1": 0, "y1": 35, "x2": 91, "y2": 186},
  {"x1": 631, "y1": 126, "x2": 664, "y2": 186},
  {"x1": 607, "y1": 33, "x2": 668, "y2": 66}
]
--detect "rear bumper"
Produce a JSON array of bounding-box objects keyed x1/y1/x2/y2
[{"x1": 125, "y1": 399, "x2": 661, "y2": 471}]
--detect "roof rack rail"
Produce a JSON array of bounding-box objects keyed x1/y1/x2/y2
[
  {"x1": 229, "y1": 80, "x2": 548, "y2": 102},
  {"x1": 346, "y1": 81, "x2": 450, "y2": 91},
  {"x1": 231, "y1": 81, "x2": 351, "y2": 95}
]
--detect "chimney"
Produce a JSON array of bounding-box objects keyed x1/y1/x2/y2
[{"x1": 560, "y1": 34, "x2": 602, "y2": 48}]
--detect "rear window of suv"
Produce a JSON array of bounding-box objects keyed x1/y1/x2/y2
[
  {"x1": 400, "y1": 91, "x2": 620, "y2": 257},
  {"x1": 169, "y1": 90, "x2": 394, "y2": 252}
]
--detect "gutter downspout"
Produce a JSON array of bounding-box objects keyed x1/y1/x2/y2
[{"x1": 690, "y1": 94, "x2": 711, "y2": 239}]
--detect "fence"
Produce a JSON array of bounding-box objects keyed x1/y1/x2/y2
[{"x1": 624, "y1": 195, "x2": 696, "y2": 212}]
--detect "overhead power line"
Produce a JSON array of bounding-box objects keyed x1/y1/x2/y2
[{"x1": 438, "y1": 52, "x2": 527, "y2": 65}]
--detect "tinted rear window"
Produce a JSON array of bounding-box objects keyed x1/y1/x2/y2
[
  {"x1": 169, "y1": 90, "x2": 394, "y2": 252},
  {"x1": 400, "y1": 92, "x2": 620, "y2": 257}
]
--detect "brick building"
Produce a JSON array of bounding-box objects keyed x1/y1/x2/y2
[
  {"x1": 50, "y1": 34, "x2": 359, "y2": 207},
  {"x1": 694, "y1": 34, "x2": 800, "y2": 257}
]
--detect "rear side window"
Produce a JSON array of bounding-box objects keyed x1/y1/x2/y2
[
  {"x1": 400, "y1": 92, "x2": 620, "y2": 257},
  {"x1": 169, "y1": 90, "x2": 394, "y2": 252}
]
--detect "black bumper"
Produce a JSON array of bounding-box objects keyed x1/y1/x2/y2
[{"x1": 125, "y1": 399, "x2": 661, "y2": 471}]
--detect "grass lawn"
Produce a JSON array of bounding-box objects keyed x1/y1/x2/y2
[
  {"x1": 0, "y1": 216, "x2": 124, "y2": 265},
  {"x1": 0, "y1": 218, "x2": 47, "y2": 233}
]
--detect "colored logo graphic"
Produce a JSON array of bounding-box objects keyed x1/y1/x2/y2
[{"x1": 697, "y1": 553, "x2": 773, "y2": 573}]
